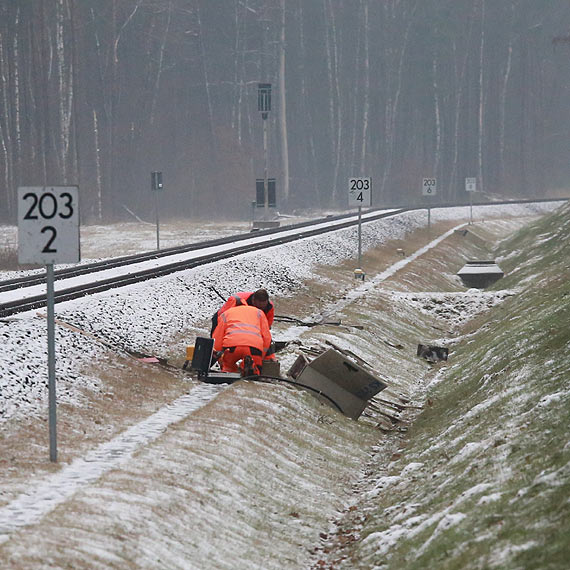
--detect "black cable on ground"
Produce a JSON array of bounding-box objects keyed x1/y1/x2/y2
[{"x1": 240, "y1": 374, "x2": 344, "y2": 415}]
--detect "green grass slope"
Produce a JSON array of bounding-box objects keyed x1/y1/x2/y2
[{"x1": 342, "y1": 204, "x2": 570, "y2": 569}]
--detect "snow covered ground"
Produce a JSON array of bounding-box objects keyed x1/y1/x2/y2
[
  {"x1": 0, "y1": 201, "x2": 567, "y2": 568},
  {"x1": 1, "y1": 203, "x2": 554, "y2": 423}
]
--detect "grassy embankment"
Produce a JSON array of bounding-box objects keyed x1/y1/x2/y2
[{"x1": 341, "y1": 203, "x2": 570, "y2": 569}]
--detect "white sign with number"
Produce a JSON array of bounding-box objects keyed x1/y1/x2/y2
[
  {"x1": 465, "y1": 177, "x2": 477, "y2": 192},
  {"x1": 18, "y1": 186, "x2": 80, "y2": 264},
  {"x1": 348, "y1": 177, "x2": 371, "y2": 207},
  {"x1": 422, "y1": 178, "x2": 437, "y2": 196}
]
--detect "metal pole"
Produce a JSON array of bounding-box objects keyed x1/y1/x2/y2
[
  {"x1": 155, "y1": 190, "x2": 160, "y2": 250},
  {"x1": 46, "y1": 263, "x2": 57, "y2": 463},
  {"x1": 358, "y1": 206, "x2": 362, "y2": 268},
  {"x1": 263, "y1": 118, "x2": 269, "y2": 220},
  {"x1": 428, "y1": 206, "x2": 431, "y2": 231},
  {"x1": 469, "y1": 191, "x2": 473, "y2": 225}
]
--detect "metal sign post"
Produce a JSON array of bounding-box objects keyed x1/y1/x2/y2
[
  {"x1": 358, "y1": 206, "x2": 362, "y2": 267},
  {"x1": 465, "y1": 177, "x2": 477, "y2": 225},
  {"x1": 46, "y1": 263, "x2": 56, "y2": 461},
  {"x1": 348, "y1": 177, "x2": 371, "y2": 278},
  {"x1": 18, "y1": 186, "x2": 80, "y2": 462},
  {"x1": 422, "y1": 178, "x2": 437, "y2": 230},
  {"x1": 151, "y1": 171, "x2": 163, "y2": 249}
]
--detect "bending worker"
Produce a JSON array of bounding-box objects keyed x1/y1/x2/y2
[
  {"x1": 211, "y1": 288, "x2": 276, "y2": 360},
  {"x1": 211, "y1": 288, "x2": 274, "y2": 333},
  {"x1": 212, "y1": 303, "x2": 272, "y2": 376}
]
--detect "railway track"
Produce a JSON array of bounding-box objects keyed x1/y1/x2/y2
[
  {"x1": 0, "y1": 197, "x2": 564, "y2": 319},
  {"x1": 0, "y1": 207, "x2": 405, "y2": 318}
]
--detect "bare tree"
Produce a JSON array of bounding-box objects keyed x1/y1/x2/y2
[{"x1": 477, "y1": 0, "x2": 486, "y2": 194}]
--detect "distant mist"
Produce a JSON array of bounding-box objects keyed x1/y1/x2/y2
[{"x1": 1, "y1": 1, "x2": 570, "y2": 223}]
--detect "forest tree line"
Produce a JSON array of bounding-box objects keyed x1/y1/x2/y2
[{"x1": 1, "y1": 0, "x2": 570, "y2": 223}]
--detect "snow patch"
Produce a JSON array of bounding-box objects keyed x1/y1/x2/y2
[
  {"x1": 478, "y1": 493, "x2": 502, "y2": 505},
  {"x1": 401, "y1": 462, "x2": 425, "y2": 476}
]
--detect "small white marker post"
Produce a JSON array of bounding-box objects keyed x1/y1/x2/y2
[
  {"x1": 465, "y1": 177, "x2": 477, "y2": 224},
  {"x1": 18, "y1": 186, "x2": 80, "y2": 462},
  {"x1": 348, "y1": 177, "x2": 371, "y2": 279},
  {"x1": 151, "y1": 171, "x2": 163, "y2": 250},
  {"x1": 422, "y1": 177, "x2": 437, "y2": 230}
]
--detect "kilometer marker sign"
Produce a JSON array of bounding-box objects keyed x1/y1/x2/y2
[
  {"x1": 17, "y1": 186, "x2": 80, "y2": 463},
  {"x1": 18, "y1": 186, "x2": 80, "y2": 264},
  {"x1": 422, "y1": 178, "x2": 437, "y2": 196},
  {"x1": 348, "y1": 177, "x2": 371, "y2": 207}
]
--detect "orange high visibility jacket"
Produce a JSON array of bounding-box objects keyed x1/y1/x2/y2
[
  {"x1": 217, "y1": 292, "x2": 275, "y2": 328},
  {"x1": 212, "y1": 304, "x2": 272, "y2": 356}
]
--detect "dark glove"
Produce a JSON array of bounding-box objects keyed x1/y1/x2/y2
[{"x1": 210, "y1": 350, "x2": 223, "y2": 366}]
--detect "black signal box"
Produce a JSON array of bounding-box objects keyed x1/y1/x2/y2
[{"x1": 151, "y1": 171, "x2": 163, "y2": 191}]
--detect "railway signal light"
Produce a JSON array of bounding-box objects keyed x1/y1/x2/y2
[
  {"x1": 151, "y1": 171, "x2": 163, "y2": 191},
  {"x1": 258, "y1": 83, "x2": 271, "y2": 120}
]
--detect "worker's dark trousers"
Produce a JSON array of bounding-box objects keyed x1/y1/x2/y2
[{"x1": 220, "y1": 346, "x2": 262, "y2": 374}]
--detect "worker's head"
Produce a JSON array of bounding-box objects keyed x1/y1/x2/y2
[{"x1": 251, "y1": 288, "x2": 270, "y2": 310}]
